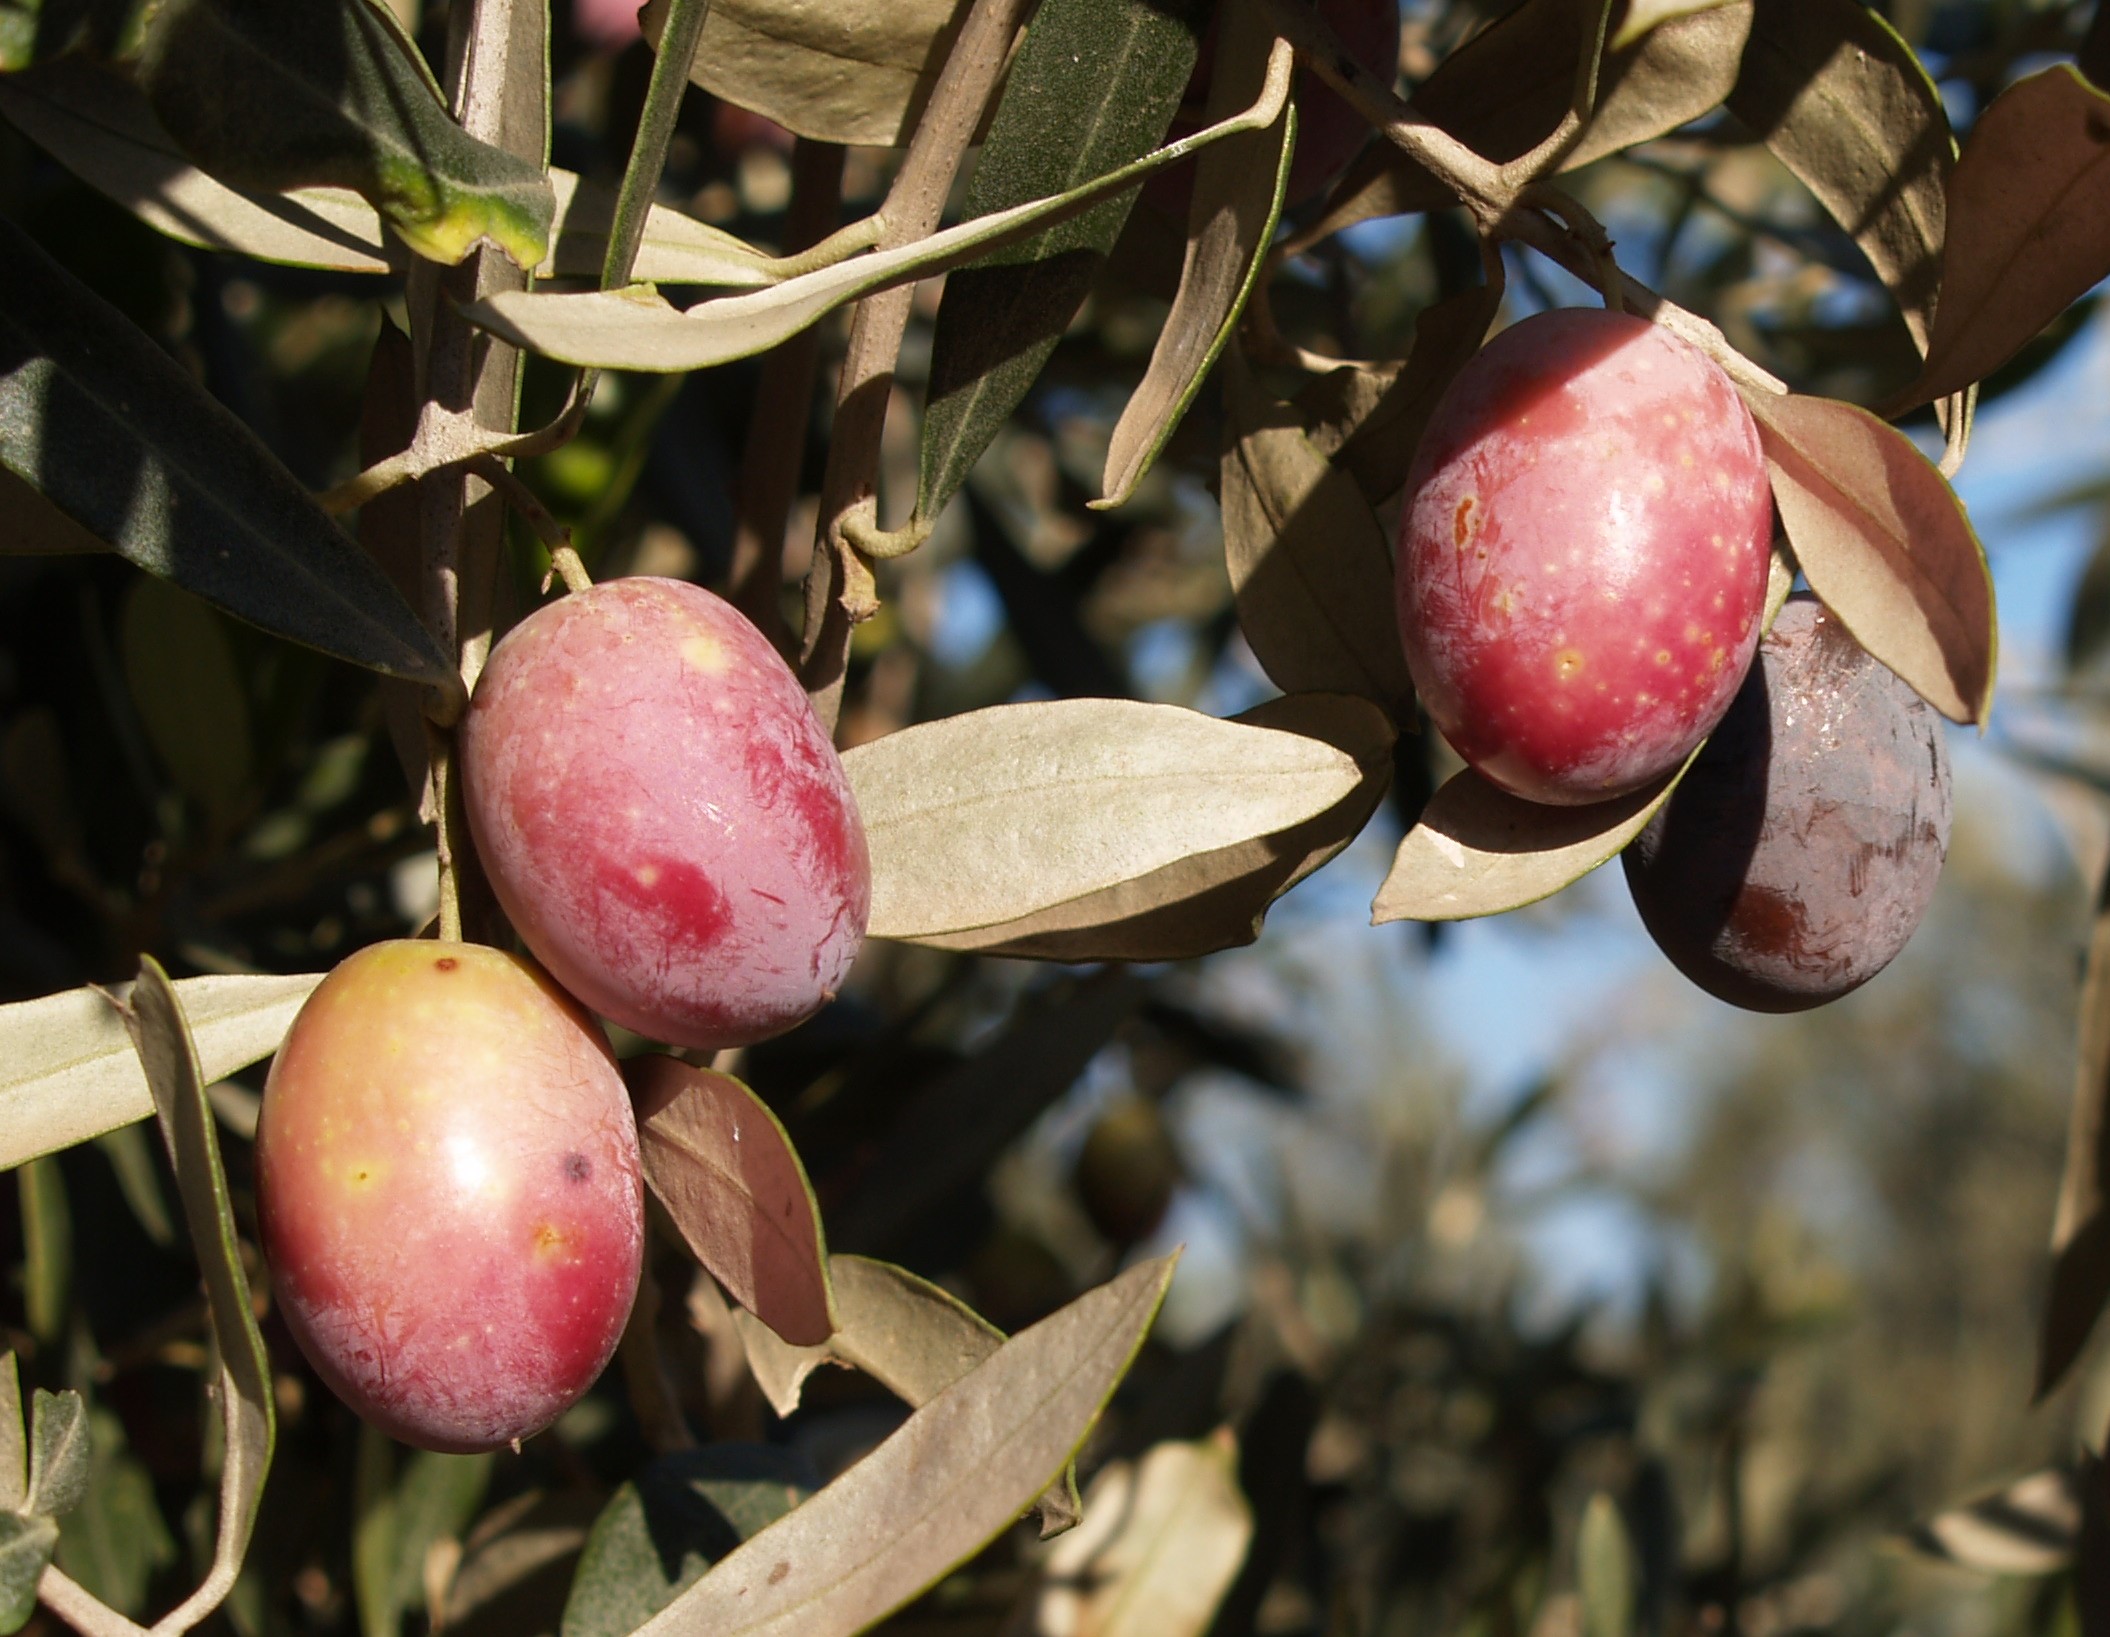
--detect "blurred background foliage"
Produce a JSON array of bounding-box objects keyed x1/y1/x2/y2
[{"x1": 2, "y1": 0, "x2": 2110, "y2": 1631}]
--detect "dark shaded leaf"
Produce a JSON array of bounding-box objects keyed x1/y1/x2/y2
[
  {"x1": 92, "y1": 1126, "x2": 174, "y2": 1247},
  {"x1": 1746, "y1": 389, "x2": 1994, "y2": 724},
  {"x1": 119, "y1": 575, "x2": 253, "y2": 824},
  {"x1": 15, "y1": 1158, "x2": 66, "y2": 1349},
  {"x1": 0, "y1": 212, "x2": 452, "y2": 683},
  {"x1": 136, "y1": 0, "x2": 551, "y2": 267},
  {"x1": 636, "y1": 1257, "x2": 1175, "y2": 1637},
  {"x1": 561, "y1": 1447, "x2": 815, "y2": 1637},
  {"x1": 1727, "y1": 0, "x2": 1952, "y2": 354},
  {"x1": 914, "y1": 694, "x2": 1394, "y2": 962},
  {"x1": 916, "y1": 0, "x2": 1204, "y2": 528},
  {"x1": 627, "y1": 1057, "x2": 835, "y2": 1348},
  {"x1": 0, "y1": 1356, "x2": 23, "y2": 1514},
  {"x1": 24, "y1": 1391, "x2": 87, "y2": 1519},
  {"x1": 0, "y1": 466, "x2": 105, "y2": 554},
  {"x1": 0, "y1": 1514, "x2": 57, "y2": 1636},
  {"x1": 53, "y1": 1408, "x2": 175, "y2": 1618},
  {"x1": 1905, "y1": 66, "x2": 2110, "y2": 409}
]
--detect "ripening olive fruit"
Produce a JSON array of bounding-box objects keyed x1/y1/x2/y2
[
  {"x1": 1622, "y1": 597, "x2": 1953, "y2": 1012},
  {"x1": 1396, "y1": 308, "x2": 1773, "y2": 805},
  {"x1": 256, "y1": 941, "x2": 643, "y2": 1453},
  {"x1": 460, "y1": 577, "x2": 871, "y2": 1051}
]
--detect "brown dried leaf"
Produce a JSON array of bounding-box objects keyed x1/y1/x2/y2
[
  {"x1": 1372, "y1": 763, "x2": 1683, "y2": 924},
  {"x1": 2039, "y1": 871, "x2": 2110, "y2": 1399},
  {"x1": 1905, "y1": 1467, "x2": 2080, "y2": 1575},
  {"x1": 1746, "y1": 389, "x2": 1995, "y2": 724},
  {"x1": 1726, "y1": 0, "x2": 1952, "y2": 354},
  {"x1": 1221, "y1": 347, "x2": 1414, "y2": 710},
  {"x1": 638, "y1": 1257, "x2": 1176, "y2": 1637},
  {"x1": 1098, "y1": 3, "x2": 1290, "y2": 510},
  {"x1": 629, "y1": 1057, "x2": 835, "y2": 1349},
  {"x1": 1302, "y1": 0, "x2": 1750, "y2": 236},
  {"x1": 1023, "y1": 1432, "x2": 1253, "y2": 1637},
  {"x1": 640, "y1": 0, "x2": 975, "y2": 148},
  {"x1": 917, "y1": 695, "x2": 1395, "y2": 961},
  {"x1": 846, "y1": 699, "x2": 1364, "y2": 941},
  {"x1": 1906, "y1": 66, "x2": 2110, "y2": 409}
]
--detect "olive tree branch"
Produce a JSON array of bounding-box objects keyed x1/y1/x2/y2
[
  {"x1": 39, "y1": 1566, "x2": 147, "y2": 1637},
  {"x1": 797, "y1": 0, "x2": 1037, "y2": 729}
]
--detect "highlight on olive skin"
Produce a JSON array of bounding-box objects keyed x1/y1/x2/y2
[
  {"x1": 459, "y1": 576, "x2": 872, "y2": 1053},
  {"x1": 1395, "y1": 307, "x2": 1773, "y2": 806},
  {"x1": 255, "y1": 940, "x2": 644, "y2": 1453},
  {"x1": 1622, "y1": 597, "x2": 1954, "y2": 1013}
]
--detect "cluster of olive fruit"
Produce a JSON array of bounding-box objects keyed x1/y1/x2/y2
[
  {"x1": 1395, "y1": 307, "x2": 1953, "y2": 1010},
  {"x1": 256, "y1": 580, "x2": 871, "y2": 1452}
]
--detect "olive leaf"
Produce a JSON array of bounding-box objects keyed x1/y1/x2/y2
[
  {"x1": 636, "y1": 1256, "x2": 1175, "y2": 1637},
  {"x1": 0, "y1": 214, "x2": 453, "y2": 684},
  {"x1": 914, "y1": 694, "x2": 1394, "y2": 962},
  {"x1": 135, "y1": 0, "x2": 552, "y2": 268},
  {"x1": 15, "y1": 1161, "x2": 65, "y2": 1348},
  {"x1": 0, "y1": 467, "x2": 103, "y2": 555},
  {"x1": 1220, "y1": 344, "x2": 1415, "y2": 710},
  {"x1": 844, "y1": 698, "x2": 1365, "y2": 941},
  {"x1": 1372, "y1": 761, "x2": 1687, "y2": 924},
  {"x1": 562, "y1": 1448, "x2": 817, "y2": 1637},
  {"x1": 1027, "y1": 1432, "x2": 1253, "y2": 1637},
  {"x1": 1903, "y1": 66, "x2": 2110, "y2": 411},
  {"x1": 914, "y1": 0, "x2": 1208, "y2": 530},
  {"x1": 119, "y1": 575, "x2": 253, "y2": 827},
  {"x1": 1726, "y1": 0, "x2": 1951, "y2": 357},
  {"x1": 353, "y1": 1435, "x2": 494, "y2": 1637},
  {"x1": 1304, "y1": 0, "x2": 1751, "y2": 235},
  {"x1": 24, "y1": 1391, "x2": 88, "y2": 1520},
  {"x1": 640, "y1": 0, "x2": 974, "y2": 147},
  {"x1": 0, "y1": 59, "x2": 775, "y2": 284},
  {"x1": 1097, "y1": 5, "x2": 1292, "y2": 510},
  {"x1": 0, "y1": 972, "x2": 321, "y2": 1168},
  {"x1": 0, "y1": 1515, "x2": 57, "y2": 1636},
  {"x1": 1578, "y1": 1494, "x2": 1636, "y2": 1637},
  {"x1": 0, "y1": 1357, "x2": 23, "y2": 1514},
  {"x1": 1904, "y1": 1467, "x2": 2080, "y2": 1575},
  {"x1": 2039, "y1": 869, "x2": 2110, "y2": 1399},
  {"x1": 52, "y1": 1407, "x2": 175, "y2": 1618},
  {"x1": 467, "y1": 56, "x2": 1291, "y2": 372},
  {"x1": 626, "y1": 1056, "x2": 836, "y2": 1348},
  {"x1": 1745, "y1": 389, "x2": 1995, "y2": 724},
  {"x1": 116, "y1": 956, "x2": 274, "y2": 1632}
]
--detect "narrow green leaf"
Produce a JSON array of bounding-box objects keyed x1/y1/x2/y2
[
  {"x1": 915, "y1": 0, "x2": 1207, "y2": 526},
  {"x1": 1097, "y1": 12, "x2": 1293, "y2": 509},
  {"x1": 0, "y1": 1358, "x2": 23, "y2": 1515},
  {"x1": 352, "y1": 1423, "x2": 398, "y2": 1637},
  {"x1": 0, "y1": 1514, "x2": 58, "y2": 1636},
  {"x1": 0, "y1": 214, "x2": 452, "y2": 683},
  {"x1": 91, "y1": 1127, "x2": 174, "y2": 1248},
  {"x1": 635, "y1": 1256, "x2": 1176, "y2": 1637},
  {"x1": 118, "y1": 956, "x2": 274, "y2": 1629},
  {"x1": 390, "y1": 1450, "x2": 493, "y2": 1616},
  {"x1": 0, "y1": 972, "x2": 323, "y2": 1169},
  {"x1": 16, "y1": 1158, "x2": 67, "y2": 1348},
  {"x1": 25, "y1": 1391, "x2": 88, "y2": 1520},
  {"x1": 119, "y1": 575, "x2": 254, "y2": 826},
  {"x1": 1726, "y1": 0, "x2": 1953, "y2": 355},
  {"x1": 468, "y1": 53, "x2": 1292, "y2": 372},
  {"x1": 136, "y1": 0, "x2": 552, "y2": 268},
  {"x1": 561, "y1": 1448, "x2": 815, "y2": 1637},
  {"x1": 1578, "y1": 1494, "x2": 1635, "y2": 1637}
]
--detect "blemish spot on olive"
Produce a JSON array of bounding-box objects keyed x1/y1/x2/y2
[
  {"x1": 562, "y1": 1152, "x2": 592, "y2": 1184},
  {"x1": 434, "y1": 956, "x2": 459, "y2": 973}
]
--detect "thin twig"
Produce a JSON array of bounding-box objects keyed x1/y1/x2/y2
[
  {"x1": 1491, "y1": 0, "x2": 1614, "y2": 193},
  {"x1": 39, "y1": 1567, "x2": 148, "y2": 1637},
  {"x1": 798, "y1": 0, "x2": 1037, "y2": 727},
  {"x1": 464, "y1": 454, "x2": 593, "y2": 593}
]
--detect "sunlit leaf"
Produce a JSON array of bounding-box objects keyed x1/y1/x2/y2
[
  {"x1": 136, "y1": 0, "x2": 551, "y2": 267},
  {"x1": 1906, "y1": 1467, "x2": 2080, "y2": 1575},
  {"x1": 563, "y1": 1447, "x2": 816, "y2": 1637},
  {"x1": 1746, "y1": 389, "x2": 1994, "y2": 724},
  {"x1": 915, "y1": 0, "x2": 1206, "y2": 527},
  {"x1": 1220, "y1": 346, "x2": 1413, "y2": 711},
  {"x1": 1906, "y1": 66, "x2": 2110, "y2": 409},
  {"x1": 627, "y1": 1056, "x2": 835, "y2": 1349},
  {"x1": 846, "y1": 698, "x2": 1364, "y2": 941},
  {"x1": 0, "y1": 215, "x2": 453, "y2": 683},
  {"x1": 1726, "y1": 0, "x2": 1952, "y2": 355},
  {"x1": 25, "y1": 1391, "x2": 88, "y2": 1520},
  {"x1": 641, "y1": 0, "x2": 973, "y2": 147},
  {"x1": 0, "y1": 972, "x2": 321, "y2": 1168},
  {"x1": 117, "y1": 957, "x2": 274, "y2": 1631},
  {"x1": 0, "y1": 59, "x2": 775, "y2": 283},
  {"x1": 1372, "y1": 760, "x2": 1685, "y2": 924},
  {"x1": 467, "y1": 59, "x2": 1290, "y2": 372},
  {"x1": 916, "y1": 695, "x2": 1394, "y2": 962},
  {"x1": 635, "y1": 1256, "x2": 1175, "y2": 1637},
  {"x1": 1098, "y1": 10, "x2": 1291, "y2": 510},
  {"x1": 1305, "y1": 0, "x2": 1750, "y2": 233},
  {"x1": 1024, "y1": 1432, "x2": 1253, "y2": 1637}
]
